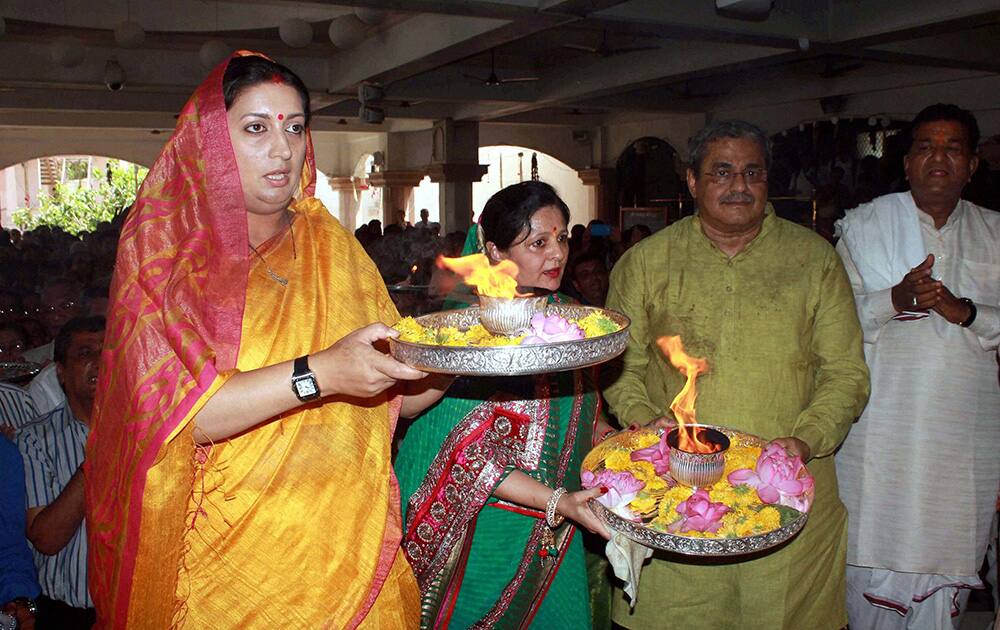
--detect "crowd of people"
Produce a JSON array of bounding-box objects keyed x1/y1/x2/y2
[
  {"x1": 0, "y1": 51, "x2": 996, "y2": 630},
  {"x1": 352, "y1": 208, "x2": 646, "y2": 318}
]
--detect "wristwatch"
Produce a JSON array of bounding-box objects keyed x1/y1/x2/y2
[
  {"x1": 291, "y1": 355, "x2": 321, "y2": 402},
  {"x1": 958, "y1": 297, "x2": 977, "y2": 328}
]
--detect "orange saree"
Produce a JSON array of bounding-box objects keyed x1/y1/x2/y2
[{"x1": 85, "y1": 52, "x2": 418, "y2": 628}]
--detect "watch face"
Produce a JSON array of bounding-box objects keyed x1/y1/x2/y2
[{"x1": 295, "y1": 377, "x2": 318, "y2": 398}]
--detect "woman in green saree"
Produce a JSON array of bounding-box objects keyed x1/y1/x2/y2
[{"x1": 395, "y1": 181, "x2": 615, "y2": 629}]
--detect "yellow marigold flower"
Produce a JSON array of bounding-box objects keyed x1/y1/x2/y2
[
  {"x1": 577, "y1": 312, "x2": 621, "y2": 338},
  {"x1": 753, "y1": 506, "x2": 781, "y2": 532},
  {"x1": 629, "y1": 493, "x2": 658, "y2": 515},
  {"x1": 628, "y1": 460, "x2": 658, "y2": 482},
  {"x1": 603, "y1": 449, "x2": 633, "y2": 471},
  {"x1": 644, "y1": 477, "x2": 669, "y2": 492},
  {"x1": 633, "y1": 432, "x2": 660, "y2": 449}
]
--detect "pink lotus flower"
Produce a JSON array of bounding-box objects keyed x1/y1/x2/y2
[
  {"x1": 581, "y1": 469, "x2": 645, "y2": 513},
  {"x1": 630, "y1": 432, "x2": 670, "y2": 475},
  {"x1": 520, "y1": 313, "x2": 585, "y2": 345},
  {"x1": 728, "y1": 443, "x2": 815, "y2": 511},
  {"x1": 667, "y1": 488, "x2": 730, "y2": 533}
]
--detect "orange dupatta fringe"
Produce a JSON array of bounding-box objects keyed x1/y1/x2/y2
[{"x1": 84, "y1": 51, "x2": 317, "y2": 628}]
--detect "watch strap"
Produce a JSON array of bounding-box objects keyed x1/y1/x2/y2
[
  {"x1": 293, "y1": 355, "x2": 310, "y2": 377},
  {"x1": 291, "y1": 355, "x2": 320, "y2": 401},
  {"x1": 958, "y1": 298, "x2": 977, "y2": 328}
]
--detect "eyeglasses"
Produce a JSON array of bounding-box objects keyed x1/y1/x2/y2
[{"x1": 701, "y1": 167, "x2": 767, "y2": 186}]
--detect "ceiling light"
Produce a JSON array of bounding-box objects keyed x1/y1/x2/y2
[
  {"x1": 105, "y1": 58, "x2": 126, "y2": 91},
  {"x1": 328, "y1": 16, "x2": 365, "y2": 50},
  {"x1": 279, "y1": 18, "x2": 313, "y2": 48}
]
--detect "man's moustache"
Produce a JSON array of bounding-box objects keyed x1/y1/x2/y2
[{"x1": 720, "y1": 193, "x2": 755, "y2": 203}]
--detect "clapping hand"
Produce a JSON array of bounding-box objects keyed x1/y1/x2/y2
[{"x1": 891, "y1": 254, "x2": 941, "y2": 312}]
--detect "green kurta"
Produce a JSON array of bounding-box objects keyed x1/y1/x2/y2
[{"x1": 605, "y1": 210, "x2": 869, "y2": 630}]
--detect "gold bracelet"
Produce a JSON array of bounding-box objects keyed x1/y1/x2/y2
[{"x1": 545, "y1": 487, "x2": 567, "y2": 528}]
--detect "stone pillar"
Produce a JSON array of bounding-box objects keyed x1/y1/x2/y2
[
  {"x1": 426, "y1": 163, "x2": 489, "y2": 234},
  {"x1": 326, "y1": 176, "x2": 361, "y2": 230},
  {"x1": 578, "y1": 167, "x2": 617, "y2": 226},
  {"x1": 426, "y1": 119, "x2": 489, "y2": 234},
  {"x1": 367, "y1": 170, "x2": 425, "y2": 227}
]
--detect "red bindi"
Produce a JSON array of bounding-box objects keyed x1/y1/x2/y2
[
  {"x1": 269, "y1": 74, "x2": 285, "y2": 85},
  {"x1": 277, "y1": 113, "x2": 284, "y2": 121}
]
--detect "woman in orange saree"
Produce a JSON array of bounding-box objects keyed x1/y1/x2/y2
[{"x1": 85, "y1": 53, "x2": 447, "y2": 628}]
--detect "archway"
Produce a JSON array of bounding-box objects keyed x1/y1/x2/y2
[
  {"x1": 616, "y1": 137, "x2": 683, "y2": 207},
  {"x1": 1, "y1": 155, "x2": 147, "y2": 233},
  {"x1": 473, "y1": 146, "x2": 590, "y2": 227}
]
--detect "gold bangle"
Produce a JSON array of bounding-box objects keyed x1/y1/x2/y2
[{"x1": 545, "y1": 487, "x2": 567, "y2": 528}]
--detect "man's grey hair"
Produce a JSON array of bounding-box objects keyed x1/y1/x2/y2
[{"x1": 688, "y1": 120, "x2": 772, "y2": 175}]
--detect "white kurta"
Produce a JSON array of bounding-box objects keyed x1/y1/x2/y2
[{"x1": 835, "y1": 196, "x2": 1000, "y2": 579}]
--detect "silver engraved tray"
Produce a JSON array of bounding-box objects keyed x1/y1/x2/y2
[
  {"x1": 583, "y1": 426, "x2": 811, "y2": 557},
  {"x1": 0, "y1": 361, "x2": 42, "y2": 384},
  {"x1": 388, "y1": 304, "x2": 630, "y2": 376}
]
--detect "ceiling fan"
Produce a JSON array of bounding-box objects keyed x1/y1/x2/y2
[
  {"x1": 464, "y1": 49, "x2": 539, "y2": 86},
  {"x1": 563, "y1": 29, "x2": 659, "y2": 58},
  {"x1": 819, "y1": 58, "x2": 865, "y2": 78}
]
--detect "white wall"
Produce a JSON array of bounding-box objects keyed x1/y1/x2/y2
[
  {"x1": 473, "y1": 146, "x2": 592, "y2": 227},
  {"x1": 479, "y1": 124, "x2": 594, "y2": 170}
]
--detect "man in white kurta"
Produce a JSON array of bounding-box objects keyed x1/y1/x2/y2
[{"x1": 835, "y1": 104, "x2": 1000, "y2": 629}]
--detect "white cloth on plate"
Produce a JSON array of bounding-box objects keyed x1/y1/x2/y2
[{"x1": 605, "y1": 532, "x2": 652, "y2": 608}]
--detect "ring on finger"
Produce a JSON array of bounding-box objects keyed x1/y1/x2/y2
[{"x1": 912, "y1": 295, "x2": 918, "y2": 308}]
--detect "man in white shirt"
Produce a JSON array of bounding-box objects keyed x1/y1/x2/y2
[
  {"x1": 835, "y1": 104, "x2": 1000, "y2": 629},
  {"x1": 17, "y1": 316, "x2": 104, "y2": 627}
]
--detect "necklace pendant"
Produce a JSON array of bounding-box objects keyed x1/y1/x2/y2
[{"x1": 267, "y1": 269, "x2": 289, "y2": 286}]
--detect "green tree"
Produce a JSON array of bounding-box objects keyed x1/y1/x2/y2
[{"x1": 12, "y1": 159, "x2": 148, "y2": 235}]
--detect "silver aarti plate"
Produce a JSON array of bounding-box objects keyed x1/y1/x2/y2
[
  {"x1": 0, "y1": 361, "x2": 42, "y2": 384},
  {"x1": 389, "y1": 304, "x2": 630, "y2": 376},
  {"x1": 584, "y1": 426, "x2": 810, "y2": 557}
]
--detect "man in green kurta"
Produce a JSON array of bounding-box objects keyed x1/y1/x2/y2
[{"x1": 605, "y1": 120, "x2": 870, "y2": 629}]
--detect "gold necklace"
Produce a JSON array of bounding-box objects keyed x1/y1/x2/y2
[{"x1": 248, "y1": 214, "x2": 296, "y2": 286}]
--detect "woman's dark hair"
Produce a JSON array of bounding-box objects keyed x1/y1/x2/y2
[
  {"x1": 223, "y1": 56, "x2": 311, "y2": 125},
  {"x1": 478, "y1": 181, "x2": 570, "y2": 250}
]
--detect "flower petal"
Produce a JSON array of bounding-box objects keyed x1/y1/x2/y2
[{"x1": 757, "y1": 484, "x2": 780, "y2": 504}]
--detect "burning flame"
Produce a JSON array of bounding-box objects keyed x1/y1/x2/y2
[
  {"x1": 437, "y1": 253, "x2": 520, "y2": 298},
  {"x1": 656, "y1": 336, "x2": 720, "y2": 454}
]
